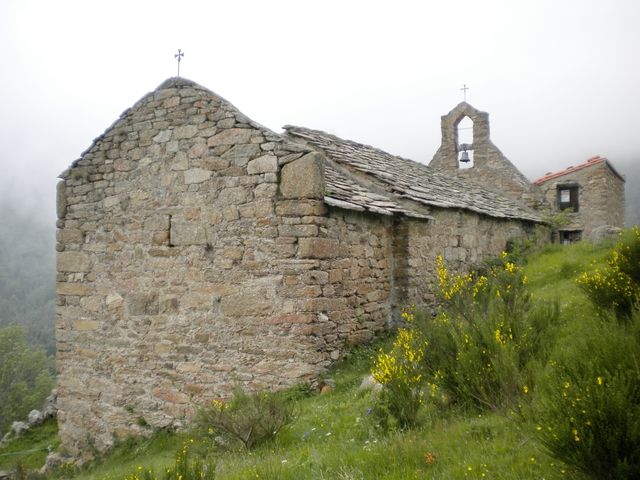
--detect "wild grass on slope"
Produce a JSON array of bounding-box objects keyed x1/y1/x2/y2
[{"x1": 0, "y1": 418, "x2": 59, "y2": 471}]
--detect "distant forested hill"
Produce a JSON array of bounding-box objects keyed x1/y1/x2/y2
[
  {"x1": 0, "y1": 204, "x2": 55, "y2": 353},
  {"x1": 622, "y1": 159, "x2": 640, "y2": 227}
]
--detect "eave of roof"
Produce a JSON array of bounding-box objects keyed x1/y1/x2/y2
[{"x1": 534, "y1": 156, "x2": 625, "y2": 185}]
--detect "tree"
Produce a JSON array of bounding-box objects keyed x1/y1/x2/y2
[{"x1": 0, "y1": 325, "x2": 55, "y2": 435}]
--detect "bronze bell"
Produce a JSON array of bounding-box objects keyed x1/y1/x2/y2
[{"x1": 459, "y1": 150, "x2": 470, "y2": 163}]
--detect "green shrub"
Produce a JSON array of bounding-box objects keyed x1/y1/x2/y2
[
  {"x1": 370, "y1": 310, "x2": 427, "y2": 429},
  {"x1": 578, "y1": 227, "x2": 640, "y2": 320},
  {"x1": 416, "y1": 255, "x2": 558, "y2": 412},
  {"x1": 0, "y1": 325, "x2": 55, "y2": 435},
  {"x1": 194, "y1": 387, "x2": 295, "y2": 450},
  {"x1": 122, "y1": 440, "x2": 215, "y2": 480},
  {"x1": 529, "y1": 312, "x2": 640, "y2": 479}
]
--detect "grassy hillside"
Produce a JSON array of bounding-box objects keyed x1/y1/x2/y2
[{"x1": 0, "y1": 240, "x2": 623, "y2": 479}]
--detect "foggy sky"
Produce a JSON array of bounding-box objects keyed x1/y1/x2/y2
[{"x1": 1, "y1": 0, "x2": 639, "y2": 224}]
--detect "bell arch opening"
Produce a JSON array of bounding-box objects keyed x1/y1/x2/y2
[{"x1": 456, "y1": 115, "x2": 474, "y2": 169}]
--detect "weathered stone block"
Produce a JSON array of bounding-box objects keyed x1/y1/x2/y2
[
  {"x1": 73, "y1": 319, "x2": 100, "y2": 331},
  {"x1": 221, "y1": 292, "x2": 273, "y2": 317},
  {"x1": 218, "y1": 187, "x2": 250, "y2": 206},
  {"x1": 56, "y1": 181, "x2": 67, "y2": 219},
  {"x1": 56, "y1": 282, "x2": 92, "y2": 296},
  {"x1": 170, "y1": 152, "x2": 189, "y2": 171},
  {"x1": 280, "y1": 152, "x2": 325, "y2": 199},
  {"x1": 221, "y1": 144, "x2": 261, "y2": 166},
  {"x1": 152, "y1": 387, "x2": 189, "y2": 404},
  {"x1": 207, "y1": 128, "x2": 254, "y2": 146},
  {"x1": 128, "y1": 293, "x2": 159, "y2": 316},
  {"x1": 170, "y1": 221, "x2": 207, "y2": 245},
  {"x1": 238, "y1": 200, "x2": 273, "y2": 219},
  {"x1": 184, "y1": 168, "x2": 212, "y2": 184},
  {"x1": 114, "y1": 158, "x2": 133, "y2": 172},
  {"x1": 278, "y1": 224, "x2": 319, "y2": 237},
  {"x1": 144, "y1": 214, "x2": 170, "y2": 231},
  {"x1": 247, "y1": 155, "x2": 278, "y2": 174},
  {"x1": 275, "y1": 200, "x2": 327, "y2": 216},
  {"x1": 174, "y1": 125, "x2": 199, "y2": 139},
  {"x1": 298, "y1": 237, "x2": 343, "y2": 258},
  {"x1": 57, "y1": 252, "x2": 91, "y2": 272},
  {"x1": 153, "y1": 130, "x2": 172, "y2": 143},
  {"x1": 57, "y1": 228, "x2": 84, "y2": 244}
]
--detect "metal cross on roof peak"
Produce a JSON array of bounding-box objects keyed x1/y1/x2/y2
[
  {"x1": 460, "y1": 84, "x2": 469, "y2": 102},
  {"x1": 174, "y1": 49, "x2": 184, "y2": 77}
]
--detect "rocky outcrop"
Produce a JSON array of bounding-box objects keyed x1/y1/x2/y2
[{"x1": 0, "y1": 391, "x2": 57, "y2": 445}]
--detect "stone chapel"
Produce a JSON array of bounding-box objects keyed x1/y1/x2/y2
[{"x1": 55, "y1": 78, "x2": 621, "y2": 457}]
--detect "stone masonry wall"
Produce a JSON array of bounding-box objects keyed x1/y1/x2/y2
[
  {"x1": 402, "y1": 209, "x2": 535, "y2": 309},
  {"x1": 537, "y1": 162, "x2": 625, "y2": 238},
  {"x1": 55, "y1": 79, "x2": 356, "y2": 458}
]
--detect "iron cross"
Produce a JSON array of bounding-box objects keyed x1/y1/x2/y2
[
  {"x1": 174, "y1": 49, "x2": 184, "y2": 77},
  {"x1": 460, "y1": 84, "x2": 469, "y2": 102}
]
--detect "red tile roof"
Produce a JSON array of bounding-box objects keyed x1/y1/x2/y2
[{"x1": 533, "y1": 156, "x2": 625, "y2": 185}]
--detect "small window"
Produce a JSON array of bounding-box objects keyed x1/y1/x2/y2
[
  {"x1": 559, "y1": 230, "x2": 582, "y2": 245},
  {"x1": 557, "y1": 185, "x2": 579, "y2": 212}
]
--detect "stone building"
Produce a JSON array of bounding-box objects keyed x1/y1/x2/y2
[
  {"x1": 534, "y1": 156, "x2": 626, "y2": 242},
  {"x1": 428, "y1": 103, "x2": 625, "y2": 241},
  {"x1": 55, "y1": 78, "x2": 543, "y2": 457}
]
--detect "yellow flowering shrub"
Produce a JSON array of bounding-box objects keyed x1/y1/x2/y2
[
  {"x1": 418, "y1": 253, "x2": 555, "y2": 411},
  {"x1": 578, "y1": 227, "x2": 640, "y2": 320},
  {"x1": 530, "y1": 311, "x2": 640, "y2": 479},
  {"x1": 371, "y1": 308, "x2": 427, "y2": 429}
]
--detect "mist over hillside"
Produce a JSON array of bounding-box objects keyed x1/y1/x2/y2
[
  {"x1": 0, "y1": 202, "x2": 56, "y2": 353},
  {"x1": 622, "y1": 159, "x2": 640, "y2": 227}
]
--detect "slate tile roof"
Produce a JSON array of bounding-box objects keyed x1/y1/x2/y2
[
  {"x1": 533, "y1": 156, "x2": 625, "y2": 185},
  {"x1": 284, "y1": 126, "x2": 543, "y2": 223},
  {"x1": 323, "y1": 162, "x2": 433, "y2": 219}
]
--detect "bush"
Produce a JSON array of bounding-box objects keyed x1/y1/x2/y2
[
  {"x1": 417, "y1": 254, "x2": 557, "y2": 412},
  {"x1": 194, "y1": 387, "x2": 295, "y2": 450},
  {"x1": 0, "y1": 325, "x2": 55, "y2": 435},
  {"x1": 578, "y1": 227, "x2": 640, "y2": 320},
  {"x1": 529, "y1": 311, "x2": 640, "y2": 479},
  {"x1": 370, "y1": 309, "x2": 427, "y2": 429}
]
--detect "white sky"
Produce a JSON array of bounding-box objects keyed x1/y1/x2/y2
[{"x1": 1, "y1": 0, "x2": 639, "y2": 222}]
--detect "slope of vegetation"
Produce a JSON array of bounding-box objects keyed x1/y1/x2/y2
[{"x1": 5, "y1": 234, "x2": 639, "y2": 479}]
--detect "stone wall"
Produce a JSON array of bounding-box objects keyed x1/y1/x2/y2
[
  {"x1": 402, "y1": 209, "x2": 536, "y2": 309},
  {"x1": 55, "y1": 79, "x2": 341, "y2": 458},
  {"x1": 537, "y1": 161, "x2": 625, "y2": 238}
]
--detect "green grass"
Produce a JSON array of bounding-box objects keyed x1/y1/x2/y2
[
  {"x1": 6, "y1": 241, "x2": 615, "y2": 479},
  {"x1": 525, "y1": 241, "x2": 611, "y2": 320},
  {"x1": 0, "y1": 417, "x2": 59, "y2": 471}
]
